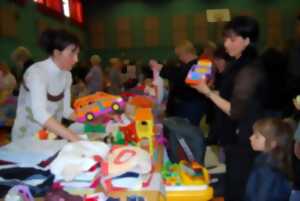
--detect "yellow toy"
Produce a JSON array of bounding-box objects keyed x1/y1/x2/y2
[
  {"x1": 134, "y1": 108, "x2": 154, "y2": 155},
  {"x1": 164, "y1": 160, "x2": 214, "y2": 201},
  {"x1": 179, "y1": 160, "x2": 210, "y2": 185}
]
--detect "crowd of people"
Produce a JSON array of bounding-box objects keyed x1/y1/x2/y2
[{"x1": 0, "y1": 15, "x2": 300, "y2": 201}]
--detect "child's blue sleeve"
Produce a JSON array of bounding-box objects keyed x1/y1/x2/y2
[{"x1": 245, "y1": 166, "x2": 291, "y2": 201}]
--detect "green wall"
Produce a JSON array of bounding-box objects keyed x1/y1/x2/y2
[
  {"x1": 85, "y1": 0, "x2": 300, "y2": 62},
  {"x1": 0, "y1": 0, "x2": 87, "y2": 67}
]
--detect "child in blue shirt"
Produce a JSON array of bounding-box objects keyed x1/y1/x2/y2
[
  {"x1": 290, "y1": 97, "x2": 300, "y2": 201},
  {"x1": 246, "y1": 117, "x2": 294, "y2": 201}
]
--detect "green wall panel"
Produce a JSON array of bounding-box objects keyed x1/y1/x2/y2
[
  {"x1": 0, "y1": 0, "x2": 87, "y2": 68},
  {"x1": 85, "y1": 0, "x2": 300, "y2": 62}
]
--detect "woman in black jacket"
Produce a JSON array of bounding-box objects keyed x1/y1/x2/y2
[{"x1": 193, "y1": 16, "x2": 268, "y2": 201}]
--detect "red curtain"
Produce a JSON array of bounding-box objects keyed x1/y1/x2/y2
[
  {"x1": 45, "y1": 0, "x2": 62, "y2": 13},
  {"x1": 70, "y1": 0, "x2": 83, "y2": 23}
]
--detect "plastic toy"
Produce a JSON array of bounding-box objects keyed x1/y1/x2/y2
[
  {"x1": 179, "y1": 160, "x2": 210, "y2": 185},
  {"x1": 185, "y1": 58, "x2": 212, "y2": 85},
  {"x1": 120, "y1": 122, "x2": 139, "y2": 144},
  {"x1": 129, "y1": 95, "x2": 154, "y2": 108},
  {"x1": 84, "y1": 124, "x2": 106, "y2": 133},
  {"x1": 82, "y1": 124, "x2": 107, "y2": 141},
  {"x1": 134, "y1": 108, "x2": 154, "y2": 155},
  {"x1": 112, "y1": 129, "x2": 125, "y2": 145},
  {"x1": 135, "y1": 108, "x2": 154, "y2": 137},
  {"x1": 36, "y1": 129, "x2": 57, "y2": 140},
  {"x1": 162, "y1": 160, "x2": 213, "y2": 201},
  {"x1": 73, "y1": 92, "x2": 125, "y2": 122},
  {"x1": 161, "y1": 161, "x2": 181, "y2": 186},
  {"x1": 162, "y1": 160, "x2": 210, "y2": 186}
]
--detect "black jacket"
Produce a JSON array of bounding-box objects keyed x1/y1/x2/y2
[
  {"x1": 160, "y1": 59, "x2": 206, "y2": 116},
  {"x1": 214, "y1": 46, "x2": 267, "y2": 148},
  {"x1": 160, "y1": 59, "x2": 206, "y2": 101}
]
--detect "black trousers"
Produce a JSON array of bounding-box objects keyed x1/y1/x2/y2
[{"x1": 224, "y1": 145, "x2": 256, "y2": 201}]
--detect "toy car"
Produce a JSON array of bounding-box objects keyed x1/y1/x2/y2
[{"x1": 73, "y1": 92, "x2": 125, "y2": 122}]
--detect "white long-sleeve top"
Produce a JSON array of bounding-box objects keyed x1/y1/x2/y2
[
  {"x1": 152, "y1": 70, "x2": 164, "y2": 104},
  {"x1": 11, "y1": 58, "x2": 73, "y2": 141}
]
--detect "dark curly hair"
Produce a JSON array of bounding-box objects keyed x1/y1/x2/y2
[
  {"x1": 39, "y1": 29, "x2": 80, "y2": 55},
  {"x1": 223, "y1": 16, "x2": 259, "y2": 44}
]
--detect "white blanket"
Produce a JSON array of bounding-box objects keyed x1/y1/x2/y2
[
  {"x1": 0, "y1": 138, "x2": 67, "y2": 166},
  {"x1": 48, "y1": 141, "x2": 110, "y2": 181}
]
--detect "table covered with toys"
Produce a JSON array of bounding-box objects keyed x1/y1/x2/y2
[{"x1": 0, "y1": 82, "x2": 214, "y2": 201}]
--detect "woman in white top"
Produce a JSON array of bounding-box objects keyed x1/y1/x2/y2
[{"x1": 11, "y1": 29, "x2": 81, "y2": 142}]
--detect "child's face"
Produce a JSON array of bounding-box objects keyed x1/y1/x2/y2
[{"x1": 250, "y1": 130, "x2": 266, "y2": 151}]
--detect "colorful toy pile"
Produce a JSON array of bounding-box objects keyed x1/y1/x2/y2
[
  {"x1": 161, "y1": 161, "x2": 181, "y2": 186},
  {"x1": 162, "y1": 161, "x2": 214, "y2": 201},
  {"x1": 162, "y1": 160, "x2": 209, "y2": 186}
]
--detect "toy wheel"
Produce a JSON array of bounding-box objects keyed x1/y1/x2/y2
[
  {"x1": 111, "y1": 103, "x2": 121, "y2": 111},
  {"x1": 85, "y1": 112, "x2": 95, "y2": 121}
]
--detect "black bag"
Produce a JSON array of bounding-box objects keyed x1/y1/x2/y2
[
  {"x1": 163, "y1": 117, "x2": 205, "y2": 164},
  {"x1": 0, "y1": 167, "x2": 54, "y2": 197}
]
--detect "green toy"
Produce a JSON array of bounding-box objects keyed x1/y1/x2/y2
[
  {"x1": 161, "y1": 161, "x2": 181, "y2": 186},
  {"x1": 112, "y1": 129, "x2": 125, "y2": 145},
  {"x1": 84, "y1": 124, "x2": 106, "y2": 133}
]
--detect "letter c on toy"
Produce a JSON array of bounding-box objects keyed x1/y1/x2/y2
[{"x1": 114, "y1": 149, "x2": 136, "y2": 164}]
